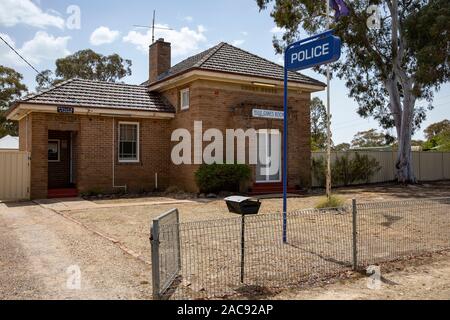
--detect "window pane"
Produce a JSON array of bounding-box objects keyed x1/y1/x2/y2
[
  {"x1": 181, "y1": 89, "x2": 189, "y2": 109},
  {"x1": 48, "y1": 141, "x2": 59, "y2": 161},
  {"x1": 119, "y1": 123, "x2": 138, "y2": 161},
  {"x1": 119, "y1": 142, "x2": 137, "y2": 159}
]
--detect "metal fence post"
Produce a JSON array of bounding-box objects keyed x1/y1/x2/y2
[
  {"x1": 352, "y1": 199, "x2": 358, "y2": 271},
  {"x1": 240, "y1": 213, "x2": 245, "y2": 283},
  {"x1": 151, "y1": 219, "x2": 161, "y2": 300},
  {"x1": 175, "y1": 209, "x2": 182, "y2": 270}
]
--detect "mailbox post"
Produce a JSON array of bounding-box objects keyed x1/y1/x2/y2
[{"x1": 224, "y1": 196, "x2": 261, "y2": 283}]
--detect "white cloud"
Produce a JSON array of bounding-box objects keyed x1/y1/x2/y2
[
  {"x1": 123, "y1": 24, "x2": 207, "y2": 57},
  {"x1": 90, "y1": 26, "x2": 120, "y2": 46},
  {"x1": 183, "y1": 16, "x2": 193, "y2": 22},
  {"x1": 232, "y1": 40, "x2": 245, "y2": 47},
  {"x1": 276, "y1": 56, "x2": 284, "y2": 66},
  {"x1": 270, "y1": 26, "x2": 286, "y2": 34},
  {"x1": 241, "y1": 31, "x2": 248, "y2": 36},
  {"x1": 0, "y1": 0, "x2": 65, "y2": 29},
  {"x1": 0, "y1": 33, "x2": 21, "y2": 66},
  {"x1": 0, "y1": 31, "x2": 71, "y2": 67}
]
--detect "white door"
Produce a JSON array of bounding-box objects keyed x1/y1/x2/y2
[{"x1": 256, "y1": 130, "x2": 281, "y2": 183}]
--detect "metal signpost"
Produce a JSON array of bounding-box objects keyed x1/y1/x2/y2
[{"x1": 282, "y1": 30, "x2": 342, "y2": 243}]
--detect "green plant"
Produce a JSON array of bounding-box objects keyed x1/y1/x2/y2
[
  {"x1": 349, "y1": 153, "x2": 382, "y2": 184},
  {"x1": 315, "y1": 195, "x2": 345, "y2": 209},
  {"x1": 195, "y1": 164, "x2": 251, "y2": 194},
  {"x1": 312, "y1": 153, "x2": 381, "y2": 187}
]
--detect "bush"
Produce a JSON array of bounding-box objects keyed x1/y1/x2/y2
[
  {"x1": 195, "y1": 164, "x2": 251, "y2": 194},
  {"x1": 315, "y1": 195, "x2": 345, "y2": 209},
  {"x1": 312, "y1": 152, "x2": 381, "y2": 187}
]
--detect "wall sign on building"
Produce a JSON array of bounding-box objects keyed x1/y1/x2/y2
[
  {"x1": 252, "y1": 109, "x2": 284, "y2": 120},
  {"x1": 57, "y1": 106, "x2": 74, "y2": 114}
]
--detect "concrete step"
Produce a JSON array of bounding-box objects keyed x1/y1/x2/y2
[
  {"x1": 48, "y1": 188, "x2": 78, "y2": 198},
  {"x1": 249, "y1": 183, "x2": 299, "y2": 195}
]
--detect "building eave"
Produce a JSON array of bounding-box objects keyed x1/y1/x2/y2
[
  {"x1": 148, "y1": 69, "x2": 326, "y2": 93},
  {"x1": 7, "y1": 102, "x2": 175, "y2": 121}
]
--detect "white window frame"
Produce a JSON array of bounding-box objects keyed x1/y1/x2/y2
[
  {"x1": 118, "y1": 121, "x2": 140, "y2": 163},
  {"x1": 180, "y1": 88, "x2": 190, "y2": 111},
  {"x1": 48, "y1": 139, "x2": 60, "y2": 163}
]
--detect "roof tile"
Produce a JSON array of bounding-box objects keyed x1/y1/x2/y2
[
  {"x1": 145, "y1": 42, "x2": 325, "y2": 86},
  {"x1": 20, "y1": 79, "x2": 174, "y2": 113}
]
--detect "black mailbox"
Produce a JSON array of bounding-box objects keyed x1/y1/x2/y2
[{"x1": 225, "y1": 196, "x2": 261, "y2": 215}]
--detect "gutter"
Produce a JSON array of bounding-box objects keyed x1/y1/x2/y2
[{"x1": 7, "y1": 103, "x2": 175, "y2": 121}]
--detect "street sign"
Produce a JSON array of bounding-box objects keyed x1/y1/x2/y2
[
  {"x1": 252, "y1": 109, "x2": 284, "y2": 120},
  {"x1": 285, "y1": 33, "x2": 341, "y2": 71},
  {"x1": 282, "y1": 30, "x2": 342, "y2": 244}
]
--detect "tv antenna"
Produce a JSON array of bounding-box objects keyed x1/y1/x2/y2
[{"x1": 133, "y1": 10, "x2": 174, "y2": 43}]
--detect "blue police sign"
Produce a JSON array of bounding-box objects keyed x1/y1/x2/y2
[
  {"x1": 285, "y1": 31, "x2": 341, "y2": 71},
  {"x1": 281, "y1": 30, "x2": 342, "y2": 244}
]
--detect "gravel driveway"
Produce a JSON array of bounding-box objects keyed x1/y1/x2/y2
[{"x1": 0, "y1": 202, "x2": 151, "y2": 300}]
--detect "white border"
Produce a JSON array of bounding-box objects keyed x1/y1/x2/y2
[
  {"x1": 118, "y1": 121, "x2": 140, "y2": 163},
  {"x1": 180, "y1": 88, "x2": 190, "y2": 111},
  {"x1": 256, "y1": 129, "x2": 282, "y2": 183}
]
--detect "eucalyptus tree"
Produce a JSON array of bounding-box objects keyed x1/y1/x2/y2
[{"x1": 257, "y1": 0, "x2": 449, "y2": 182}]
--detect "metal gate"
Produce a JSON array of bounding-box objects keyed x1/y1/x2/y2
[
  {"x1": 0, "y1": 151, "x2": 30, "y2": 201},
  {"x1": 150, "y1": 209, "x2": 181, "y2": 300}
]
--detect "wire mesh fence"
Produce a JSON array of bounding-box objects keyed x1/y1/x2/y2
[
  {"x1": 357, "y1": 198, "x2": 450, "y2": 266},
  {"x1": 151, "y1": 197, "x2": 450, "y2": 300}
]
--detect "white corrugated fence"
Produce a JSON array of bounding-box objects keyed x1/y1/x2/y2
[
  {"x1": 0, "y1": 151, "x2": 30, "y2": 201},
  {"x1": 312, "y1": 151, "x2": 450, "y2": 187}
]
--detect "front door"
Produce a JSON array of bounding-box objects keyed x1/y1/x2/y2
[
  {"x1": 48, "y1": 131, "x2": 74, "y2": 189},
  {"x1": 255, "y1": 130, "x2": 281, "y2": 183}
]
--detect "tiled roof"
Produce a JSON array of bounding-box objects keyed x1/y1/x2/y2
[
  {"x1": 144, "y1": 42, "x2": 325, "y2": 87},
  {"x1": 19, "y1": 78, "x2": 174, "y2": 113}
]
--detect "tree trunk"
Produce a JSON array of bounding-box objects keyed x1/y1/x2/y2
[
  {"x1": 395, "y1": 92, "x2": 417, "y2": 184},
  {"x1": 386, "y1": 78, "x2": 417, "y2": 184}
]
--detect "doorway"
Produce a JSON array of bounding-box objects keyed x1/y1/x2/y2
[
  {"x1": 255, "y1": 129, "x2": 281, "y2": 183},
  {"x1": 48, "y1": 131, "x2": 76, "y2": 190}
]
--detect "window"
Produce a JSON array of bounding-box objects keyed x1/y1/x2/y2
[
  {"x1": 48, "y1": 140, "x2": 60, "y2": 162},
  {"x1": 180, "y1": 88, "x2": 190, "y2": 110},
  {"x1": 118, "y1": 122, "x2": 139, "y2": 163}
]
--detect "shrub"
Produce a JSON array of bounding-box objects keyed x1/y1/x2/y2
[
  {"x1": 315, "y1": 195, "x2": 345, "y2": 209},
  {"x1": 195, "y1": 164, "x2": 251, "y2": 194},
  {"x1": 312, "y1": 152, "x2": 381, "y2": 187},
  {"x1": 349, "y1": 153, "x2": 382, "y2": 184}
]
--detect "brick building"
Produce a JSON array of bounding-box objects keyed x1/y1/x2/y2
[{"x1": 7, "y1": 39, "x2": 325, "y2": 199}]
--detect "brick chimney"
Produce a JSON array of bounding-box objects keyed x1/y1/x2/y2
[{"x1": 149, "y1": 38, "x2": 171, "y2": 84}]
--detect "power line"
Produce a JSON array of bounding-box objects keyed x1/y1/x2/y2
[{"x1": 0, "y1": 34, "x2": 52, "y2": 85}]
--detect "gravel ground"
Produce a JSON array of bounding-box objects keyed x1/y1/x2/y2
[
  {"x1": 68, "y1": 182, "x2": 450, "y2": 264},
  {"x1": 65, "y1": 182, "x2": 450, "y2": 299},
  {"x1": 272, "y1": 251, "x2": 450, "y2": 300},
  {"x1": 1, "y1": 182, "x2": 449, "y2": 300},
  {"x1": 0, "y1": 202, "x2": 152, "y2": 300}
]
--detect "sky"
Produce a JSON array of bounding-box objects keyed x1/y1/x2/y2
[{"x1": 0, "y1": 0, "x2": 448, "y2": 144}]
